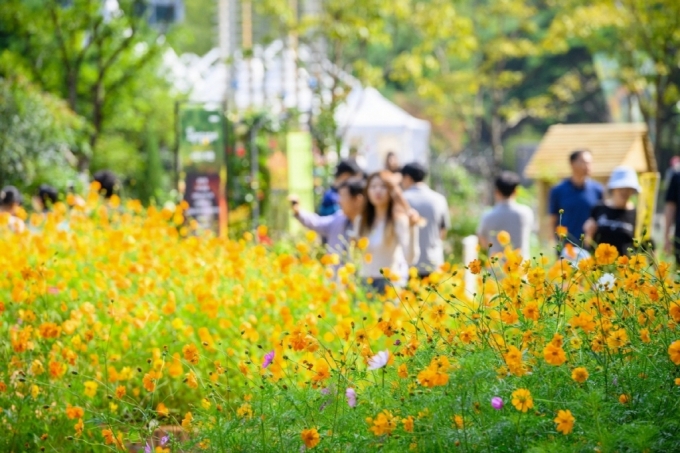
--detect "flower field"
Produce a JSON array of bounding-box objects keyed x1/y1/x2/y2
[{"x1": 2, "y1": 197, "x2": 680, "y2": 452}]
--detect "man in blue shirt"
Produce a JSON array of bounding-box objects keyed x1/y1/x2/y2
[{"x1": 549, "y1": 150, "x2": 603, "y2": 245}]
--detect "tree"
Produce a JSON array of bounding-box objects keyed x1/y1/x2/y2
[
  {"x1": 0, "y1": 0, "x2": 169, "y2": 170},
  {"x1": 546, "y1": 0, "x2": 680, "y2": 167},
  {"x1": 0, "y1": 77, "x2": 86, "y2": 191}
]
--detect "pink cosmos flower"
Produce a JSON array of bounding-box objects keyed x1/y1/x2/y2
[
  {"x1": 491, "y1": 396, "x2": 503, "y2": 410},
  {"x1": 262, "y1": 350, "x2": 275, "y2": 368},
  {"x1": 345, "y1": 388, "x2": 357, "y2": 408},
  {"x1": 367, "y1": 350, "x2": 389, "y2": 371}
]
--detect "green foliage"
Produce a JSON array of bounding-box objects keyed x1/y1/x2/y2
[
  {"x1": 0, "y1": 77, "x2": 86, "y2": 192},
  {"x1": 0, "y1": 0, "x2": 176, "y2": 192},
  {"x1": 166, "y1": 0, "x2": 216, "y2": 56}
]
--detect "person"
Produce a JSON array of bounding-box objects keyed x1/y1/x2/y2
[
  {"x1": 400, "y1": 162, "x2": 451, "y2": 278},
  {"x1": 318, "y1": 160, "x2": 362, "y2": 217},
  {"x1": 385, "y1": 151, "x2": 403, "y2": 185},
  {"x1": 0, "y1": 186, "x2": 26, "y2": 233},
  {"x1": 584, "y1": 166, "x2": 642, "y2": 257},
  {"x1": 356, "y1": 171, "x2": 420, "y2": 294},
  {"x1": 665, "y1": 168, "x2": 680, "y2": 263},
  {"x1": 549, "y1": 150, "x2": 603, "y2": 245},
  {"x1": 291, "y1": 177, "x2": 366, "y2": 256},
  {"x1": 385, "y1": 151, "x2": 400, "y2": 173},
  {"x1": 664, "y1": 156, "x2": 680, "y2": 190},
  {"x1": 32, "y1": 184, "x2": 59, "y2": 212},
  {"x1": 477, "y1": 171, "x2": 534, "y2": 258},
  {"x1": 93, "y1": 170, "x2": 119, "y2": 199}
]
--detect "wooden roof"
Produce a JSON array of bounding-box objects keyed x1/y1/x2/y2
[{"x1": 524, "y1": 123, "x2": 657, "y2": 180}]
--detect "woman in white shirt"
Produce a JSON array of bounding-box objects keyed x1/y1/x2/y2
[{"x1": 356, "y1": 171, "x2": 419, "y2": 293}]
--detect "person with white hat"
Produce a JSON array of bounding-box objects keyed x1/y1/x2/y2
[{"x1": 583, "y1": 166, "x2": 645, "y2": 256}]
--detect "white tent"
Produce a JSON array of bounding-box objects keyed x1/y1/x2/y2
[{"x1": 335, "y1": 87, "x2": 431, "y2": 172}]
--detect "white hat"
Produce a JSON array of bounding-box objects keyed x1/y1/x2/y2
[{"x1": 607, "y1": 166, "x2": 640, "y2": 192}]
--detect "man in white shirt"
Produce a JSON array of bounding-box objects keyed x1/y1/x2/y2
[{"x1": 400, "y1": 163, "x2": 451, "y2": 278}]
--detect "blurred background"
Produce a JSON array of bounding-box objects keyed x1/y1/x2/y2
[{"x1": 1, "y1": 0, "x2": 678, "y2": 255}]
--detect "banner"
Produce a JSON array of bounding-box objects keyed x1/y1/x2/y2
[
  {"x1": 178, "y1": 104, "x2": 227, "y2": 235},
  {"x1": 635, "y1": 172, "x2": 660, "y2": 242},
  {"x1": 286, "y1": 132, "x2": 314, "y2": 235}
]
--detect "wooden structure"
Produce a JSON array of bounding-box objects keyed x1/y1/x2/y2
[{"x1": 524, "y1": 123, "x2": 657, "y2": 242}]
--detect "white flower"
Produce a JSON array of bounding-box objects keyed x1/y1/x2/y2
[
  {"x1": 367, "y1": 350, "x2": 390, "y2": 371},
  {"x1": 596, "y1": 273, "x2": 616, "y2": 291}
]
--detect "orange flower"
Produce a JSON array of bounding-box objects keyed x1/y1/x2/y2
[
  {"x1": 300, "y1": 428, "x2": 320, "y2": 449},
  {"x1": 367, "y1": 410, "x2": 398, "y2": 436},
  {"x1": 102, "y1": 428, "x2": 115, "y2": 445},
  {"x1": 186, "y1": 370, "x2": 199, "y2": 389},
  {"x1": 74, "y1": 418, "x2": 84, "y2": 437},
  {"x1": 668, "y1": 340, "x2": 680, "y2": 365},
  {"x1": 554, "y1": 409, "x2": 575, "y2": 435},
  {"x1": 183, "y1": 344, "x2": 200, "y2": 365},
  {"x1": 114, "y1": 385, "x2": 126, "y2": 399},
  {"x1": 403, "y1": 416, "x2": 414, "y2": 432},
  {"x1": 66, "y1": 405, "x2": 84, "y2": 420},
  {"x1": 594, "y1": 243, "x2": 618, "y2": 265},
  {"x1": 543, "y1": 343, "x2": 566, "y2": 366},
  {"x1": 555, "y1": 225, "x2": 568, "y2": 238},
  {"x1": 571, "y1": 367, "x2": 589, "y2": 383},
  {"x1": 522, "y1": 302, "x2": 539, "y2": 321},
  {"x1": 468, "y1": 259, "x2": 482, "y2": 275}
]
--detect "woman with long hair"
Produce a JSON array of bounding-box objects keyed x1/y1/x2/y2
[{"x1": 356, "y1": 171, "x2": 420, "y2": 293}]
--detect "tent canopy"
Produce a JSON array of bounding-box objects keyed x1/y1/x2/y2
[{"x1": 336, "y1": 87, "x2": 431, "y2": 173}]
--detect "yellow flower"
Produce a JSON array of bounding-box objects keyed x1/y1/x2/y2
[
  {"x1": 554, "y1": 409, "x2": 575, "y2": 435},
  {"x1": 452, "y1": 414, "x2": 464, "y2": 429},
  {"x1": 571, "y1": 367, "x2": 589, "y2": 383},
  {"x1": 301, "y1": 428, "x2": 320, "y2": 449},
  {"x1": 237, "y1": 403, "x2": 253, "y2": 419},
  {"x1": 497, "y1": 230, "x2": 511, "y2": 246},
  {"x1": 357, "y1": 237, "x2": 369, "y2": 251},
  {"x1": 83, "y1": 381, "x2": 98, "y2": 398},
  {"x1": 511, "y1": 388, "x2": 534, "y2": 413},
  {"x1": 156, "y1": 402, "x2": 169, "y2": 418},
  {"x1": 398, "y1": 364, "x2": 409, "y2": 379},
  {"x1": 181, "y1": 411, "x2": 193, "y2": 429}
]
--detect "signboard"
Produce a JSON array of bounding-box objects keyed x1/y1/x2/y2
[
  {"x1": 635, "y1": 172, "x2": 660, "y2": 242},
  {"x1": 286, "y1": 132, "x2": 314, "y2": 235},
  {"x1": 178, "y1": 104, "x2": 227, "y2": 235}
]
